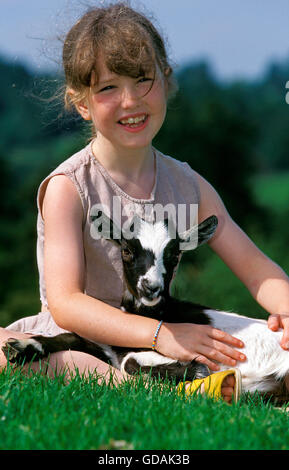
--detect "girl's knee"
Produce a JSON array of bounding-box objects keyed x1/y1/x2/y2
[
  {"x1": 0, "y1": 327, "x2": 32, "y2": 341},
  {"x1": 0, "y1": 326, "x2": 10, "y2": 340},
  {"x1": 0, "y1": 328, "x2": 10, "y2": 367},
  {"x1": 0, "y1": 328, "x2": 32, "y2": 368}
]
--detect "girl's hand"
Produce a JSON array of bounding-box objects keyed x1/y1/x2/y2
[
  {"x1": 268, "y1": 313, "x2": 289, "y2": 350},
  {"x1": 156, "y1": 322, "x2": 246, "y2": 371}
]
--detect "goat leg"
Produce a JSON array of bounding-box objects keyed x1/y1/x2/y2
[
  {"x1": 2, "y1": 333, "x2": 109, "y2": 365},
  {"x1": 123, "y1": 356, "x2": 209, "y2": 384}
]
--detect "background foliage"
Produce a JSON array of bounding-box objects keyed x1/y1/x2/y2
[{"x1": 0, "y1": 54, "x2": 289, "y2": 326}]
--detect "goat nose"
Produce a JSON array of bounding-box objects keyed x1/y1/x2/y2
[
  {"x1": 149, "y1": 285, "x2": 160, "y2": 294},
  {"x1": 141, "y1": 278, "x2": 159, "y2": 294}
]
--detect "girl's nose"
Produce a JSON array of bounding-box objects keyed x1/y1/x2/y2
[{"x1": 121, "y1": 86, "x2": 140, "y2": 108}]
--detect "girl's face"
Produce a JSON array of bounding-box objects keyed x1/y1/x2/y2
[{"x1": 79, "y1": 60, "x2": 167, "y2": 153}]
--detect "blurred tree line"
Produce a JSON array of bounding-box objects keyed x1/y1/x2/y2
[{"x1": 0, "y1": 54, "x2": 289, "y2": 325}]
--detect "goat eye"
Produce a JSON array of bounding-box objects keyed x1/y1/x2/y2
[{"x1": 122, "y1": 248, "x2": 134, "y2": 260}]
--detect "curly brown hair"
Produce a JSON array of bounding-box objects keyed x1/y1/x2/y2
[{"x1": 62, "y1": 2, "x2": 178, "y2": 110}]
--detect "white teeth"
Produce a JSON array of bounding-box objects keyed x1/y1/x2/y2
[{"x1": 120, "y1": 115, "x2": 146, "y2": 125}]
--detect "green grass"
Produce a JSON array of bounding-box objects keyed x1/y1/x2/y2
[{"x1": 1, "y1": 366, "x2": 289, "y2": 451}]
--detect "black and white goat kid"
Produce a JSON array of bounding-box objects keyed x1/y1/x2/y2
[{"x1": 3, "y1": 214, "x2": 289, "y2": 399}]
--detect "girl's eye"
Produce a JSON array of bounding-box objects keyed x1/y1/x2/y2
[
  {"x1": 99, "y1": 85, "x2": 116, "y2": 93},
  {"x1": 137, "y1": 77, "x2": 153, "y2": 84}
]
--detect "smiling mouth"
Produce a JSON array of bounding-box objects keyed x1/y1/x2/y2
[{"x1": 118, "y1": 114, "x2": 148, "y2": 128}]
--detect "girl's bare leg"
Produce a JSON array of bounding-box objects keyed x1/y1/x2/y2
[
  {"x1": 0, "y1": 327, "x2": 124, "y2": 385},
  {"x1": 0, "y1": 328, "x2": 235, "y2": 400},
  {"x1": 23, "y1": 350, "x2": 125, "y2": 385}
]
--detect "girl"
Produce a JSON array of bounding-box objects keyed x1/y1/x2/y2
[{"x1": 1, "y1": 2, "x2": 289, "y2": 403}]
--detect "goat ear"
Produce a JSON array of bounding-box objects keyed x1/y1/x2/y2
[
  {"x1": 90, "y1": 211, "x2": 122, "y2": 245},
  {"x1": 163, "y1": 217, "x2": 177, "y2": 238},
  {"x1": 197, "y1": 215, "x2": 218, "y2": 246},
  {"x1": 179, "y1": 215, "x2": 218, "y2": 251}
]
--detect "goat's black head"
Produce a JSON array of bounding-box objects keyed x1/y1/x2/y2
[{"x1": 91, "y1": 212, "x2": 218, "y2": 306}]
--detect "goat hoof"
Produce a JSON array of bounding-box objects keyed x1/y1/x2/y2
[
  {"x1": 2, "y1": 338, "x2": 25, "y2": 363},
  {"x1": 123, "y1": 357, "x2": 141, "y2": 375},
  {"x1": 2, "y1": 338, "x2": 44, "y2": 364},
  {"x1": 194, "y1": 363, "x2": 210, "y2": 379}
]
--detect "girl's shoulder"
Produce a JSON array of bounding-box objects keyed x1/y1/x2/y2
[
  {"x1": 155, "y1": 148, "x2": 201, "y2": 205},
  {"x1": 156, "y1": 148, "x2": 200, "y2": 185},
  {"x1": 156, "y1": 148, "x2": 198, "y2": 177},
  {"x1": 37, "y1": 143, "x2": 93, "y2": 220}
]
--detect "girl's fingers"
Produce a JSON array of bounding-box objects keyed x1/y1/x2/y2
[
  {"x1": 267, "y1": 314, "x2": 280, "y2": 331},
  {"x1": 210, "y1": 338, "x2": 246, "y2": 362},
  {"x1": 207, "y1": 327, "x2": 244, "y2": 348},
  {"x1": 279, "y1": 317, "x2": 289, "y2": 350},
  {"x1": 200, "y1": 345, "x2": 238, "y2": 367},
  {"x1": 268, "y1": 314, "x2": 289, "y2": 349}
]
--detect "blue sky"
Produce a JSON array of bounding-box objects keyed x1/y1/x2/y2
[{"x1": 1, "y1": 0, "x2": 289, "y2": 81}]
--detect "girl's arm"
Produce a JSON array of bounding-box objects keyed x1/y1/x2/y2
[
  {"x1": 196, "y1": 172, "x2": 289, "y2": 349},
  {"x1": 42, "y1": 175, "x2": 157, "y2": 348},
  {"x1": 41, "y1": 174, "x2": 245, "y2": 371}
]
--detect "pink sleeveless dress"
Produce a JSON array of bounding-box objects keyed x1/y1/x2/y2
[{"x1": 6, "y1": 142, "x2": 200, "y2": 336}]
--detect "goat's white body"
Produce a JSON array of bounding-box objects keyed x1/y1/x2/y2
[
  {"x1": 206, "y1": 309, "x2": 288, "y2": 393},
  {"x1": 119, "y1": 309, "x2": 289, "y2": 395},
  {"x1": 114, "y1": 217, "x2": 289, "y2": 395}
]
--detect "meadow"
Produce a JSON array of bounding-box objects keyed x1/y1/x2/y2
[
  {"x1": 1, "y1": 366, "x2": 289, "y2": 451},
  {"x1": 0, "y1": 172, "x2": 289, "y2": 451}
]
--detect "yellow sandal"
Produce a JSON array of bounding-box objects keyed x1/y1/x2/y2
[{"x1": 177, "y1": 368, "x2": 242, "y2": 403}]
